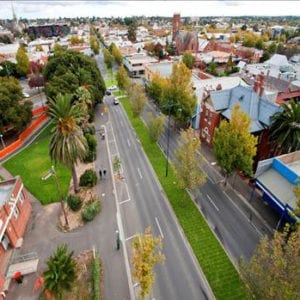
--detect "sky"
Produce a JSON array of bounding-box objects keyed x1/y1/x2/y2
[{"x1": 1, "y1": 1, "x2": 300, "y2": 20}]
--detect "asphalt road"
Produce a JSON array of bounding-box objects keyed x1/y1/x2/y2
[
  {"x1": 106, "y1": 96, "x2": 214, "y2": 299},
  {"x1": 143, "y1": 101, "x2": 269, "y2": 262}
]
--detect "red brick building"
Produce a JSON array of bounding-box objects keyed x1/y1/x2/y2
[
  {"x1": 0, "y1": 176, "x2": 32, "y2": 295},
  {"x1": 199, "y1": 75, "x2": 282, "y2": 169}
]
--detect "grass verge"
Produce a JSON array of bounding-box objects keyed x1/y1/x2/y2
[
  {"x1": 3, "y1": 124, "x2": 71, "y2": 205},
  {"x1": 121, "y1": 95, "x2": 247, "y2": 299}
]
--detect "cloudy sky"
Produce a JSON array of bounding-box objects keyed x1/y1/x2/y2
[{"x1": 1, "y1": 1, "x2": 299, "y2": 20}]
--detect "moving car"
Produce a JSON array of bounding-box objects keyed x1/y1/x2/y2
[
  {"x1": 22, "y1": 92, "x2": 30, "y2": 98},
  {"x1": 113, "y1": 98, "x2": 119, "y2": 105},
  {"x1": 107, "y1": 85, "x2": 118, "y2": 91},
  {"x1": 105, "y1": 90, "x2": 112, "y2": 96}
]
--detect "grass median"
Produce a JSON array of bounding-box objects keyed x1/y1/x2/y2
[
  {"x1": 120, "y1": 95, "x2": 247, "y2": 299},
  {"x1": 3, "y1": 124, "x2": 71, "y2": 205}
]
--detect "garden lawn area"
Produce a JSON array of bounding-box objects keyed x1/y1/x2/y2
[
  {"x1": 120, "y1": 94, "x2": 247, "y2": 299},
  {"x1": 3, "y1": 124, "x2": 71, "y2": 205}
]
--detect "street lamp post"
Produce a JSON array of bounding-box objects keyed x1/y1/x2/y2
[
  {"x1": 0, "y1": 134, "x2": 6, "y2": 149},
  {"x1": 165, "y1": 104, "x2": 172, "y2": 177}
]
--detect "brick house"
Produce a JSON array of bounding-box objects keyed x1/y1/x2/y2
[
  {"x1": 199, "y1": 75, "x2": 282, "y2": 170},
  {"x1": 0, "y1": 176, "x2": 32, "y2": 295}
]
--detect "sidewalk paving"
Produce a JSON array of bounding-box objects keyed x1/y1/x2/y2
[{"x1": 1, "y1": 102, "x2": 130, "y2": 300}]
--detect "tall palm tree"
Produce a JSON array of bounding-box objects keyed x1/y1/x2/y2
[
  {"x1": 48, "y1": 93, "x2": 88, "y2": 193},
  {"x1": 269, "y1": 100, "x2": 300, "y2": 154}
]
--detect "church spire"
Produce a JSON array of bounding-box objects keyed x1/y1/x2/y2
[{"x1": 11, "y1": 1, "x2": 17, "y2": 22}]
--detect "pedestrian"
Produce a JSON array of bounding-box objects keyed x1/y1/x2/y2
[
  {"x1": 99, "y1": 170, "x2": 102, "y2": 179},
  {"x1": 103, "y1": 169, "x2": 106, "y2": 179}
]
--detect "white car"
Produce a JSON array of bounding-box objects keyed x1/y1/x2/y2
[
  {"x1": 22, "y1": 92, "x2": 30, "y2": 98},
  {"x1": 113, "y1": 98, "x2": 119, "y2": 105},
  {"x1": 107, "y1": 85, "x2": 118, "y2": 91}
]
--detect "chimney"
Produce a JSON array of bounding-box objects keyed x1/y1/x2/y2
[{"x1": 254, "y1": 76, "x2": 260, "y2": 94}]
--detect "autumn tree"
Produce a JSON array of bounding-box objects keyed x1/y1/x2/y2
[
  {"x1": 213, "y1": 104, "x2": 257, "y2": 185},
  {"x1": 147, "y1": 112, "x2": 166, "y2": 142},
  {"x1": 90, "y1": 35, "x2": 99, "y2": 55},
  {"x1": 173, "y1": 127, "x2": 206, "y2": 200},
  {"x1": 147, "y1": 72, "x2": 168, "y2": 104},
  {"x1": 116, "y1": 65, "x2": 130, "y2": 90},
  {"x1": 182, "y1": 51, "x2": 195, "y2": 69},
  {"x1": 131, "y1": 227, "x2": 165, "y2": 299},
  {"x1": 70, "y1": 35, "x2": 84, "y2": 45},
  {"x1": 128, "y1": 83, "x2": 147, "y2": 117},
  {"x1": 53, "y1": 43, "x2": 63, "y2": 53},
  {"x1": 111, "y1": 44, "x2": 123, "y2": 65},
  {"x1": 161, "y1": 62, "x2": 196, "y2": 125},
  {"x1": 240, "y1": 226, "x2": 300, "y2": 300},
  {"x1": 16, "y1": 44, "x2": 29, "y2": 76}
]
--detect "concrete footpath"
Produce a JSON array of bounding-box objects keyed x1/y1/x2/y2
[{"x1": 1, "y1": 103, "x2": 130, "y2": 300}]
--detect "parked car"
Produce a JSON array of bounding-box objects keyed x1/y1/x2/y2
[
  {"x1": 22, "y1": 92, "x2": 30, "y2": 98},
  {"x1": 107, "y1": 85, "x2": 118, "y2": 91}
]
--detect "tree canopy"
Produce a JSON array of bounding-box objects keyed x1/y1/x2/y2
[
  {"x1": 43, "y1": 49, "x2": 106, "y2": 105},
  {"x1": 213, "y1": 104, "x2": 257, "y2": 181},
  {"x1": 16, "y1": 44, "x2": 30, "y2": 76},
  {"x1": 0, "y1": 77, "x2": 32, "y2": 133},
  {"x1": 182, "y1": 51, "x2": 195, "y2": 69}
]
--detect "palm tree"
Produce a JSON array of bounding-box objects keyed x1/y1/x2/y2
[
  {"x1": 43, "y1": 244, "x2": 76, "y2": 300},
  {"x1": 48, "y1": 93, "x2": 88, "y2": 193},
  {"x1": 269, "y1": 100, "x2": 300, "y2": 154}
]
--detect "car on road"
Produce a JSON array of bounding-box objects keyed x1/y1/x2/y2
[
  {"x1": 113, "y1": 98, "x2": 119, "y2": 105},
  {"x1": 105, "y1": 90, "x2": 112, "y2": 96},
  {"x1": 107, "y1": 85, "x2": 118, "y2": 91},
  {"x1": 22, "y1": 92, "x2": 30, "y2": 98}
]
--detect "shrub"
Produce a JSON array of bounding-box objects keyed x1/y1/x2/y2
[
  {"x1": 79, "y1": 169, "x2": 97, "y2": 187},
  {"x1": 66, "y1": 194, "x2": 82, "y2": 211},
  {"x1": 83, "y1": 150, "x2": 96, "y2": 163},
  {"x1": 93, "y1": 255, "x2": 101, "y2": 300},
  {"x1": 81, "y1": 199, "x2": 101, "y2": 222},
  {"x1": 83, "y1": 124, "x2": 96, "y2": 135},
  {"x1": 85, "y1": 133, "x2": 97, "y2": 152}
]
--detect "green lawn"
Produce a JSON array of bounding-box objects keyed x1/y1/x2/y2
[
  {"x1": 120, "y1": 94, "x2": 247, "y2": 299},
  {"x1": 3, "y1": 124, "x2": 71, "y2": 205}
]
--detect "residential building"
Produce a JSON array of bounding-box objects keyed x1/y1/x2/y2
[
  {"x1": 0, "y1": 176, "x2": 32, "y2": 294},
  {"x1": 255, "y1": 151, "x2": 300, "y2": 225}
]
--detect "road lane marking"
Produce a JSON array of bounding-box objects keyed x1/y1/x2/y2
[
  {"x1": 207, "y1": 194, "x2": 219, "y2": 212},
  {"x1": 137, "y1": 167, "x2": 143, "y2": 179},
  {"x1": 119, "y1": 198, "x2": 131, "y2": 205},
  {"x1": 155, "y1": 217, "x2": 164, "y2": 239},
  {"x1": 223, "y1": 191, "x2": 263, "y2": 237},
  {"x1": 127, "y1": 138, "x2": 131, "y2": 147},
  {"x1": 125, "y1": 234, "x2": 137, "y2": 241},
  {"x1": 120, "y1": 121, "x2": 123, "y2": 127}
]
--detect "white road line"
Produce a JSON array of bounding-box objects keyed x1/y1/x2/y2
[
  {"x1": 155, "y1": 217, "x2": 164, "y2": 239},
  {"x1": 206, "y1": 194, "x2": 220, "y2": 212},
  {"x1": 137, "y1": 167, "x2": 143, "y2": 179},
  {"x1": 127, "y1": 138, "x2": 131, "y2": 147},
  {"x1": 125, "y1": 234, "x2": 137, "y2": 242},
  {"x1": 223, "y1": 191, "x2": 263, "y2": 237},
  {"x1": 119, "y1": 198, "x2": 131, "y2": 205}
]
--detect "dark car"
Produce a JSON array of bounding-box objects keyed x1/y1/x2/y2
[{"x1": 106, "y1": 90, "x2": 112, "y2": 96}]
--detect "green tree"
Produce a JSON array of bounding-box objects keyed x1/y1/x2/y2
[
  {"x1": 147, "y1": 72, "x2": 168, "y2": 104},
  {"x1": 0, "y1": 77, "x2": 32, "y2": 132},
  {"x1": 0, "y1": 61, "x2": 17, "y2": 77},
  {"x1": 182, "y1": 51, "x2": 195, "y2": 69},
  {"x1": 113, "y1": 155, "x2": 121, "y2": 176},
  {"x1": 269, "y1": 100, "x2": 300, "y2": 153},
  {"x1": 240, "y1": 226, "x2": 300, "y2": 300},
  {"x1": 127, "y1": 22, "x2": 137, "y2": 42},
  {"x1": 268, "y1": 42, "x2": 277, "y2": 54},
  {"x1": 103, "y1": 47, "x2": 114, "y2": 70},
  {"x1": 173, "y1": 127, "x2": 206, "y2": 200},
  {"x1": 132, "y1": 227, "x2": 165, "y2": 299},
  {"x1": 44, "y1": 49, "x2": 105, "y2": 105},
  {"x1": 48, "y1": 93, "x2": 88, "y2": 193},
  {"x1": 147, "y1": 112, "x2": 166, "y2": 142},
  {"x1": 206, "y1": 61, "x2": 218, "y2": 76},
  {"x1": 128, "y1": 83, "x2": 147, "y2": 117},
  {"x1": 16, "y1": 44, "x2": 29, "y2": 76},
  {"x1": 213, "y1": 104, "x2": 257, "y2": 185},
  {"x1": 116, "y1": 65, "x2": 130, "y2": 90},
  {"x1": 43, "y1": 244, "x2": 76, "y2": 300}
]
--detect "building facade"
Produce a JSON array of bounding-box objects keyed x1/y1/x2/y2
[{"x1": 0, "y1": 176, "x2": 32, "y2": 295}]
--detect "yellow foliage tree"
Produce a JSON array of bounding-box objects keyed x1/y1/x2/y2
[{"x1": 131, "y1": 227, "x2": 165, "y2": 299}]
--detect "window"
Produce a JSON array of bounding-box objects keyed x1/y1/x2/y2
[
  {"x1": 19, "y1": 191, "x2": 25, "y2": 204},
  {"x1": 13, "y1": 206, "x2": 19, "y2": 219}
]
